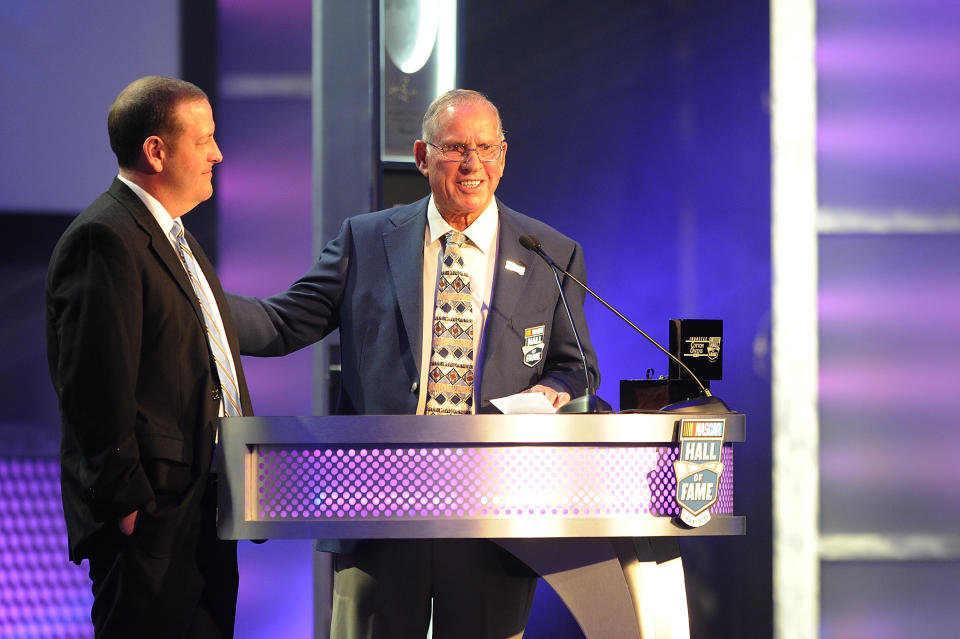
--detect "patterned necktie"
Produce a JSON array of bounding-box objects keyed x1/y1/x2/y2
[
  {"x1": 170, "y1": 221, "x2": 243, "y2": 416},
  {"x1": 425, "y1": 230, "x2": 474, "y2": 415}
]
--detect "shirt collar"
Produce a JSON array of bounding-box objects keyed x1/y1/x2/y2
[
  {"x1": 117, "y1": 173, "x2": 179, "y2": 238},
  {"x1": 426, "y1": 195, "x2": 499, "y2": 253}
]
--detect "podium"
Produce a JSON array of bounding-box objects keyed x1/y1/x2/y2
[{"x1": 217, "y1": 413, "x2": 745, "y2": 638}]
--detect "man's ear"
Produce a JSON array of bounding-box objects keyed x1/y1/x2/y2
[
  {"x1": 413, "y1": 140, "x2": 428, "y2": 177},
  {"x1": 142, "y1": 135, "x2": 165, "y2": 173}
]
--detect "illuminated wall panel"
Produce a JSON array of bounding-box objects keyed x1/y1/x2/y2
[
  {"x1": 816, "y1": 0, "x2": 960, "y2": 636},
  {"x1": 821, "y1": 562, "x2": 960, "y2": 639},
  {"x1": 0, "y1": 459, "x2": 93, "y2": 639},
  {"x1": 819, "y1": 235, "x2": 960, "y2": 536}
]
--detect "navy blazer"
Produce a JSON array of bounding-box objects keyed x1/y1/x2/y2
[{"x1": 230, "y1": 196, "x2": 600, "y2": 414}]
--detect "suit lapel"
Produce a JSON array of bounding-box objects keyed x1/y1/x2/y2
[
  {"x1": 383, "y1": 199, "x2": 428, "y2": 365},
  {"x1": 481, "y1": 202, "x2": 537, "y2": 393},
  {"x1": 109, "y1": 179, "x2": 251, "y2": 415},
  {"x1": 109, "y1": 179, "x2": 206, "y2": 329}
]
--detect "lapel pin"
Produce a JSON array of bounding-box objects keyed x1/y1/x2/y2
[{"x1": 505, "y1": 259, "x2": 526, "y2": 276}]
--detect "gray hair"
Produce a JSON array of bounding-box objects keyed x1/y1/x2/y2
[{"x1": 421, "y1": 89, "x2": 505, "y2": 141}]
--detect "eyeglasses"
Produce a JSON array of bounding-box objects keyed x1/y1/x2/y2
[{"x1": 424, "y1": 141, "x2": 505, "y2": 163}]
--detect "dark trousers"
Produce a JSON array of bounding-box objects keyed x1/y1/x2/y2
[
  {"x1": 331, "y1": 539, "x2": 537, "y2": 639},
  {"x1": 87, "y1": 475, "x2": 238, "y2": 638}
]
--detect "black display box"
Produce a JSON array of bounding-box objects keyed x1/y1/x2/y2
[{"x1": 668, "y1": 318, "x2": 723, "y2": 381}]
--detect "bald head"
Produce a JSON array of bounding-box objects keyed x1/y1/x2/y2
[{"x1": 421, "y1": 89, "x2": 505, "y2": 142}]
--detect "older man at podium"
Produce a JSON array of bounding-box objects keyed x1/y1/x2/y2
[{"x1": 229, "y1": 89, "x2": 600, "y2": 638}]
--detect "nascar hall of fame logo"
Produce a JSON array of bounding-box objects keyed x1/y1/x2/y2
[
  {"x1": 674, "y1": 418, "x2": 725, "y2": 527},
  {"x1": 521, "y1": 325, "x2": 545, "y2": 367}
]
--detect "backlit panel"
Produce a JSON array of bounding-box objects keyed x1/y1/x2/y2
[
  {"x1": 0, "y1": 458, "x2": 92, "y2": 639},
  {"x1": 255, "y1": 445, "x2": 734, "y2": 521}
]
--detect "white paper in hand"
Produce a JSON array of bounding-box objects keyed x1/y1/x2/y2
[{"x1": 490, "y1": 392, "x2": 556, "y2": 414}]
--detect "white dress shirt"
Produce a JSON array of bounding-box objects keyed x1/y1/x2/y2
[{"x1": 416, "y1": 196, "x2": 500, "y2": 414}]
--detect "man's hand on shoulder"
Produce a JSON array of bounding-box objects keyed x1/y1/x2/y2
[{"x1": 523, "y1": 384, "x2": 571, "y2": 409}]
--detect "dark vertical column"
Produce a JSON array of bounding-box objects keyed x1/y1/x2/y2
[{"x1": 180, "y1": 0, "x2": 220, "y2": 263}]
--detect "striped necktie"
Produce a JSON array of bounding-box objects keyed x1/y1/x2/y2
[
  {"x1": 425, "y1": 230, "x2": 474, "y2": 415},
  {"x1": 169, "y1": 221, "x2": 242, "y2": 416}
]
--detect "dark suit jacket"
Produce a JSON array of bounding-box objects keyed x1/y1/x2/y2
[
  {"x1": 46, "y1": 178, "x2": 253, "y2": 564},
  {"x1": 230, "y1": 196, "x2": 599, "y2": 412}
]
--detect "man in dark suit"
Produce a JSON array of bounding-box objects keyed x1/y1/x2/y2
[
  {"x1": 230, "y1": 89, "x2": 600, "y2": 638},
  {"x1": 46, "y1": 75, "x2": 252, "y2": 638}
]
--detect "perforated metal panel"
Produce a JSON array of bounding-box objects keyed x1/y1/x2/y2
[{"x1": 255, "y1": 445, "x2": 734, "y2": 521}]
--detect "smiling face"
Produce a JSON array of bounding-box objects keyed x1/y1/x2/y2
[
  {"x1": 157, "y1": 99, "x2": 222, "y2": 217},
  {"x1": 414, "y1": 100, "x2": 507, "y2": 229}
]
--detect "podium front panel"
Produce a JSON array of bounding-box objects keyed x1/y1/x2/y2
[{"x1": 217, "y1": 413, "x2": 745, "y2": 540}]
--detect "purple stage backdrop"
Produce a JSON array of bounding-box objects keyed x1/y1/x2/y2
[
  {"x1": 0, "y1": 0, "x2": 773, "y2": 637},
  {"x1": 0, "y1": 1, "x2": 772, "y2": 638}
]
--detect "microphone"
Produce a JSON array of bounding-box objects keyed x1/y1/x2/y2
[
  {"x1": 519, "y1": 234, "x2": 731, "y2": 414},
  {"x1": 519, "y1": 236, "x2": 611, "y2": 414}
]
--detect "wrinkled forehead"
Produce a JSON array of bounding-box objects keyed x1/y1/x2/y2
[{"x1": 431, "y1": 102, "x2": 502, "y2": 141}]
